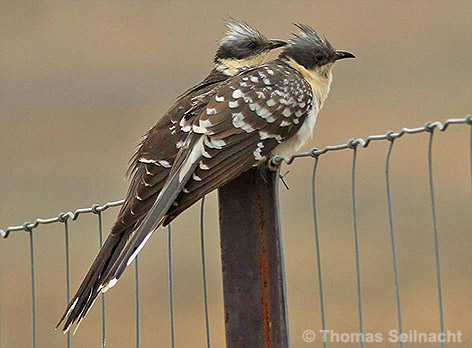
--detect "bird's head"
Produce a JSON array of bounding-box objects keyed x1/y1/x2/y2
[
  {"x1": 280, "y1": 24, "x2": 355, "y2": 83},
  {"x1": 214, "y1": 20, "x2": 286, "y2": 75}
]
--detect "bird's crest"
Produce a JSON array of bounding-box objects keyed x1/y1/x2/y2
[
  {"x1": 289, "y1": 23, "x2": 334, "y2": 53},
  {"x1": 220, "y1": 19, "x2": 267, "y2": 47}
]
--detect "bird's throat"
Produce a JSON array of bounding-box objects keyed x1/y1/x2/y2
[{"x1": 214, "y1": 52, "x2": 270, "y2": 76}]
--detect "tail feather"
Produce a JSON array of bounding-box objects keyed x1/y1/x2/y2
[
  {"x1": 101, "y1": 136, "x2": 205, "y2": 290},
  {"x1": 56, "y1": 227, "x2": 132, "y2": 333}
]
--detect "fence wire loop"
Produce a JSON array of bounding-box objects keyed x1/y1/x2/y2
[
  {"x1": 57, "y1": 213, "x2": 67, "y2": 223},
  {"x1": 347, "y1": 139, "x2": 359, "y2": 149},
  {"x1": 309, "y1": 148, "x2": 319, "y2": 158},
  {"x1": 386, "y1": 131, "x2": 396, "y2": 142},
  {"x1": 424, "y1": 122, "x2": 436, "y2": 133},
  {"x1": 91, "y1": 204, "x2": 101, "y2": 214},
  {"x1": 466, "y1": 114, "x2": 472, "y2": 125}
]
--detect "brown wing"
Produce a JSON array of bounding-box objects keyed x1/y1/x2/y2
[
  {"x1": 114, "y1": 69, "x2": 228, "y2": 231},
  {"x1": 163, "y1": 60, "x2": 314, "y2": 224}
]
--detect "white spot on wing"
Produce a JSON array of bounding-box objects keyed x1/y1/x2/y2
[
  {"x1": 159, "y1": 160, "x2": 171, "y2": 168},
  {"x1": 259, "y1": 130, "x2": 273, "y2": 140},
  {"x1": 256, "y1": 91, "x2": 265, "y2": 99},
  {"x1": 282, "y1": 108, "x2": 292, "y2": 117},
  {"x1": 228, "y1": 100, "x2": 239, "y2": 108},
  {"x1": 280, "y1": 120, "x2": 291, "y2": 127},
  {"x1": 199, "y1": 162, "x2": 210, "y2": 170},
  {"x1": 253, "y1": 142, "x2": 265, "y2": 160},
  {"x1": 232, "y1": 89, "x2": 243, "y2": 99},
  {"x1": 215, "y1": 95, "x2": 224, "y2": 102},
  {"x1": 207, "y1": 108, "x2": 217, "y2": 115},
  {"x1": 193, "y1": 125, "x2": 208, "y2": 134},
  {"x1": 199, "y1": 119, "x2": 213, "y2": 127},
  {"x1": 138, "y1": 158, "x2": 157, "y2": 164},
  {"x1": 256, "y1": 107, "x2": 271, "y2": 118},
  {"x1": 249, "y1": 103, "x2": 261, "y2": 112},
  {"x1": 145, "y1": 164, "x2": 154, "y2": 176},
  {"x1": 211, "y1": 138, "x2": 226, "y2": 149}
]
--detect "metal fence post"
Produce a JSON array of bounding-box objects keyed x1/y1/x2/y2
[{"x1": 218, "y1": 167, "x2": 289, "y2": 348}]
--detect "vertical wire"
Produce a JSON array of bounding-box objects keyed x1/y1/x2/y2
[
  {"x1": 199, "y1": 197, "x2": 211, "y2": 348},
  {"x1": 28, "y1": 230, "x2": 36, "y2": 348},
  {"x1": 64, "y1": 220, "x2": 71, "y2": 348},
  {"x1": 350, "y1": 148, "x2": 364, "y2": 348},
  {"x1": 97, "y1": 212, "x2": 106, "y2": 348},
  {"x1": 275, "y1": 166, "x2": 291, "y2": 346},
  {"x1": 469, "y1": 124, "x2": 472, "y2": 202},
  {"x1": 168, "y1": 225, "x2": 175, "y2": 348},
  {"x1": 0, "y1": 241, "x2": 3, "y2": 347},
  {"x1": 311, "y1": 158, "x2": 326, "y2": 348},
  {"x1": 135, "y1": 256, "x2": 140, "y2": 348},
  {"x1": 385, "y1": 141, "x2": 403, "y2": 348},
  {"x1": 427, "y1": 132, "x2": 445, "y2": 348}
]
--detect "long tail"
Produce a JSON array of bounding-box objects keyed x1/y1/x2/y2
[
  {"x1": 56, "y1": 226, "x2": 133, "y2": 333},
  {"x1": 100, "y1": 136, "x2": 205, "y2": 292}
]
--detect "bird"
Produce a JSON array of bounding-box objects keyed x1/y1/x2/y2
[
  {"x1": 101, "y1": 23, "x2": 354, "y2": 302},
  {"x1": 56, "y1": 20, "x2": 286, "y2": 333}
]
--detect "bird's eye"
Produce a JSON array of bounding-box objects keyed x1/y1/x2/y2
[
  {"x1": 315, "y1": 54, "x2": 324, "y2": 62},
  {"x1": 248, "y1": 41, "x2": 258, "y2": 49}
]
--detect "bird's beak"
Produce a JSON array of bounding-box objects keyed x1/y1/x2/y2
[
  {"x1": 335, "y1": 50, "x2": 356, "y2": 60},
  {"x1": 268, "y1": 39, "x2": 287, "y2": 49}
]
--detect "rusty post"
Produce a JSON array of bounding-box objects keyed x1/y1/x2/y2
[{"x1": 218, "y1": 167, "x2": 289, "y2": 348}]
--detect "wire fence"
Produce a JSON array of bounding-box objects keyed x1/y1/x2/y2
[{"x1": 0, "y1": 115, "x2": 471, "y2": 348}]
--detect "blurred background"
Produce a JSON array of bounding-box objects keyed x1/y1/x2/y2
[{"x1": 1, "y1": 1, "x2": 471, "y2": 347}]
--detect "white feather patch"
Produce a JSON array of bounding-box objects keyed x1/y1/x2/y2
[
  {"x1": 232, "y1": 89, "x2": 243, "y2": 99},
  {"x1": 159, "y1": 160, "x2": 171, "y2": 168},
  {"x1": 179, "y1": 137, "x2": 205, "y2": 182},
  {"x1": 126, "y1": 231, "x2": 154, "y2": 266},
  {"x1": 207, "y1": 108, "x2": 217, "y2": 115}
]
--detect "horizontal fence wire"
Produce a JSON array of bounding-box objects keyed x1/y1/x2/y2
[
  {"x1": 1, "y1": 116, "x2": 470, "y2": 239},
  {"x1": 0, "y1": 115, "x2": 470, "y2": 348},
  {"x1": 272, "y1": 115, "x2": 472, "y2": 166}
]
